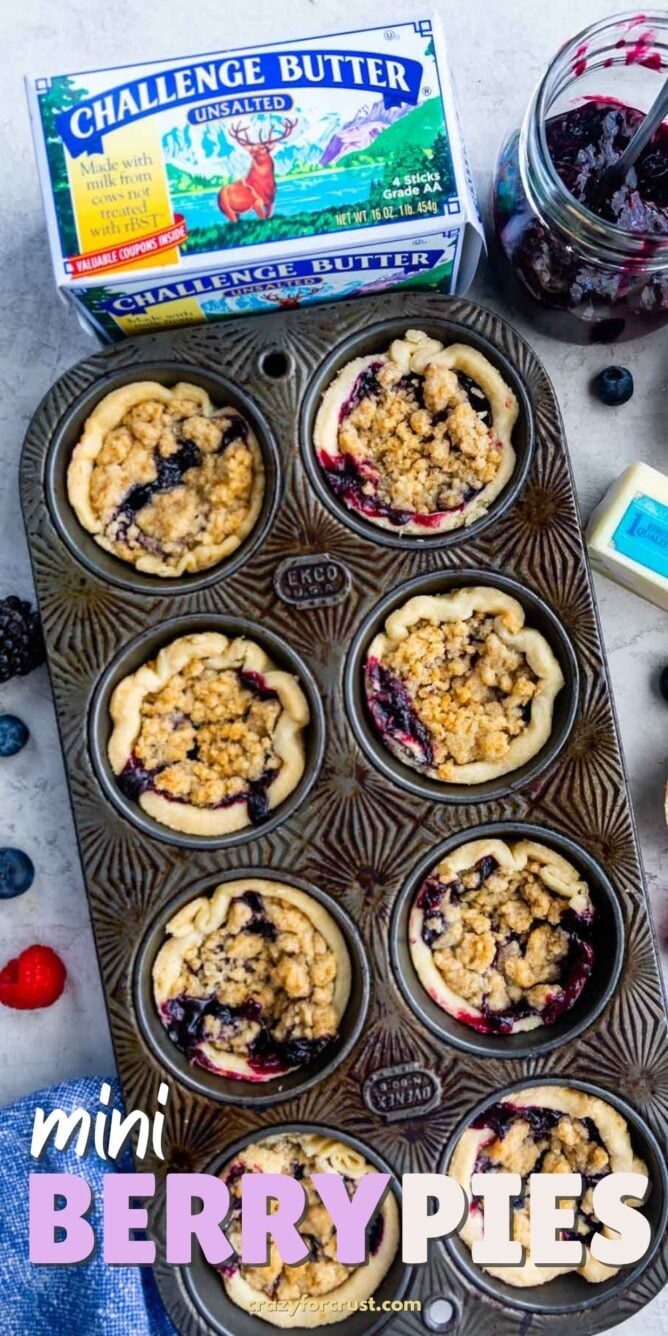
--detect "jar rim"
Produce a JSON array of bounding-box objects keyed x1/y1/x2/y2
[{"x1": 529, "y1": 10, "x2": 668, "y2": 254}]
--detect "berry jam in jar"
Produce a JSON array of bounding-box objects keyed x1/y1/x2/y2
[{"x1": 493, "y1": 14, "x2": 668, "y2": 341}]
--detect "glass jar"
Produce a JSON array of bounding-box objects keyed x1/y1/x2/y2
[{"x1": 493, "y1": 13, "x2": 668, "y2": 341}]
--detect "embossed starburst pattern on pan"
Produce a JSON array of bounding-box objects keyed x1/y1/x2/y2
[{"x1": 20, "y1": 293, "x2": 668, "y2": 1335}]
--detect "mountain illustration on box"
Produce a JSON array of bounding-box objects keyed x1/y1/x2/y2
[
  {"x1": 163, "y1": 98, "x2": 444, "y2": 192},
  {"x1": 165, "y1": 93, "x2": 454, "y2": 255}
]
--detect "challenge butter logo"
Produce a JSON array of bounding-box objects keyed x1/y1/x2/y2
[
  {"x1": 54, "y1": 50, "x2": 424, "y2": 157},
  {"x1": 100, "y1": 251, "x2": 446, "y2": 314}
]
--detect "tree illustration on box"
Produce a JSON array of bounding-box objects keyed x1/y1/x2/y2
[
  {"x1": 76, "y1": 285, "x2": 121, "y2": 339},
  {"x1": 367, "y1": 135, "x2": 455, "y2": 215},
  {"x1": 38, "y1": 77, "x2": 88, "y2": 258},
  {"x1": 431, "y1": 131, "x2": 456, "y2": 198}
]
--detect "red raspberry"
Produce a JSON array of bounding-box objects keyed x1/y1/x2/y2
[{"x1": 0, "y1": 944, "x2": 67, "y2": 1009}]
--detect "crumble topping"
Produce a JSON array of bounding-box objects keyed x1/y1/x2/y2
[
  {"x1": 337, "y1": 359, "x2": 500, "y2": 517},
  {"x1": 125, "y1": 657, "x2": 282, "y2": 809},
  {"x1": 372, "y1": 613, "x2": 538, "y2": 775},
  {"x1": 162, "y1": 891, "x2": 339, "y2": 1068},
  {"x1": 474, "y1": 1105, "x2": 610, "y2": 1247},
  {"x1": 418, "y1": 852, "x2": 593, "y2": 1030},
  {"x1": 86, "y1": 394, "x2": 259, "y2": 569},
  {"x1": 221, "y1": 1134, "x2": 384, "y2": 1301}
]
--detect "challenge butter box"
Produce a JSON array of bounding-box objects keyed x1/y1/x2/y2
[{"x1": 26, "y1": 16, "x2": 483, "y2": 340}]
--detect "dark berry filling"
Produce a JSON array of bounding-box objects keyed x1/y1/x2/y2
[
  {"x1": 117, "y1": 670, "x2": 280, "y2": 824},
  {"x1": 117, "y1": 754, "x2": 163, "y2": 801},
  {"x1": 245, "y1": 1030, "x2": 331, "y2": 1076},
  {"x1": 111, "y1": 413, "x2": 247, "y2": 550},
  {"x1": 368, "y1": 1212, "x2": 385, "y2": 1257},
  {"x1": 364, "y1": 657, "x2": 434, "y2": 769},
  {"x1": 471, "y1": 1101, "x2": 610, "y2": 1241},
  {"x1": 240, "y1": 886, "x2": 278, "y2": 940},
  {"x1": 161, "y1": 993, "x2": 256, "y2": 1054},
  {"x1": 472, "y1": 1099, "x2": 562, "y2": 1138},
  {"x1": 417, "y1": 860, "x2": 496, "y2": 948},
  {"x1": 547, "y1": 101, "x2": 668, "y2": 231},
  {"x1": 239, "y1": 669, "x2": 277, "y2": 700},
  {"x1": 117, "y1": 439, "x2": 202, "y2": 524},
  {"x1": 161, "y1": 989, "x2": 332, "y2": 1076},
  {"x1": 338, "y1": 363, "x2": 383, "y2": 421},
  {"x1": 321, "y1": 366, "x2": 493, "y2": 527},
  {"x1": 319, "y1": 449, "x2": 413, "y2": 528},
  {"x1": 470, "y1": 924, "x2": 594, "y2": 1036},
  {"x1": 161, "y1": 889, "x2": 336, "y2": 1076}
]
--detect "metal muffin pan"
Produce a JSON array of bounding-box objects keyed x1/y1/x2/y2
[
  {"x1": 19, "y1": 293, "x2": 668, "y2": 1335},
  {"x1": 133, "y1": 867, "x2": 371, "y2": 1106},
  {"x1": 390, "y1": 821, "x2": 624, "y2": 1059},
  {"x1": 440, "y1": 1078, "x2": 668, "y2": 1314},
  {"x1": 88, "y1": 613, "x2": 326, "y2": 850},
  {"x1": 181, "y1": 1124, "x2": 413, "y2": 1336},
  {"x1": 45, "y1": 361, "x2": 282, "y2": 597},
  {"x1": 344, "y1": 568, "x2": 580, "y2": 805},
  {"x1": 299, "y1": 316, "x2": 535, "y2": 551}
]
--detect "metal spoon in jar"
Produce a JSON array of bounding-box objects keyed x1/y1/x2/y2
[{"x1": 598, "y1": 73, "x2": 668, "y2": 193}]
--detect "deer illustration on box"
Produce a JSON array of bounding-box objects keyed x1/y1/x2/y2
[{"x1": 218, "y1": 118, "x2": 298, "y2": 222}]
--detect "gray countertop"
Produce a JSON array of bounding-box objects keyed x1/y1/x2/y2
[{"x1": 1, "y1": 1, "x2": 667, "y2": 1331}]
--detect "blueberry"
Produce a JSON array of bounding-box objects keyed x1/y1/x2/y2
[
  {"x1": 0, "y1": 715, "x2": 29, "y2": 757},
  {"x1": 593, "y1": 366, "x2": 634, "y2": 406},
  {"x1": 659, "y1": 665, "x2": 668, "y2": 702},
  {"x1": 0, "y1": 848, "x2": 35, "y2": 897}
]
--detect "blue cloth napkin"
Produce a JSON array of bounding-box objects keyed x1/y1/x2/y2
[{"x1": 0, "y1": 1077, "x2": 177, "y2": 1336}]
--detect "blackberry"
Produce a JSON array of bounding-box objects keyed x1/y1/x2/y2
[{"x1": 0, "y1": 597, "x2": 45, "y2": 683}]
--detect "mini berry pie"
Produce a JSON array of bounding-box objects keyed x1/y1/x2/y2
[
  {"x1": 218, "y1": 1131, "x2": 400, "y2": 1326},
  {"x1": 449, "y1": 1085, "x2": 648, "y2": 1288},
  {"x1": 314, "y1": 329, "x2": 518, "y2": 534},
  {"x1": 409, "y1": 838, "x2": 595, "y2": 1035},
  {"x1": 364, "y1": 587, "x2": 564, "y2": 784},
  {"x1": 153, "y1": 879, "x2": 351, "y2": 1081},
  {"x1": 67, "y1": 381, "x2": 264, "y2": 576},
  {"x1": 107, "y1": 632, "x2": 309, "y2": 836}
]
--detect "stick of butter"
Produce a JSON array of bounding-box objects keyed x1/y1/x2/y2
[{"x1": 586, "y1": 462, "x2": 668, "y2": 611}]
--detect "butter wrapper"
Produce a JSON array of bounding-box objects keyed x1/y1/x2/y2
[
  {"x1": 586, "y1": 462, "x2": 668, "y2": 611},
  {"x1": 26, "y1": 15, "x2": 483, "y2": 341}
]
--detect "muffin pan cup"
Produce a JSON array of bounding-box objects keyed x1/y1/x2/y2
[
  {"x1": 88, "y1": 613, "x2": 326, "y2": 850},
  {"x1": 299, "y1": 317, "x2": 535, "y2": 551},
  {"x1": 133, "y1": 868, "x2": 371, "y2": 1106},
  {"x1": 344, "y1": 567, "x2": 580, "y2": 805},
  {"x1": 181, "y1": 1124, "x2": 413, "y2": 1336},
  {"x1": 390, "y1": 821, "x2": 624, "y2": 1059},
  {"x1": 19, "y1": 293, "x2": 668, "y2": 1336},
  {"x1": 45, "y1": 361, "x2": 282, "y2": 597},
  {"x1": 440, "y1": 1078, "x2": 668, "y2": 1315}
]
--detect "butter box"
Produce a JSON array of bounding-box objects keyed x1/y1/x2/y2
[
  {"x1": 586, "y1": 462, "x2": 668, "y2": 611},
  {"x1": 25, "y1": 16, "x2": 483, "y2": 341}
]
